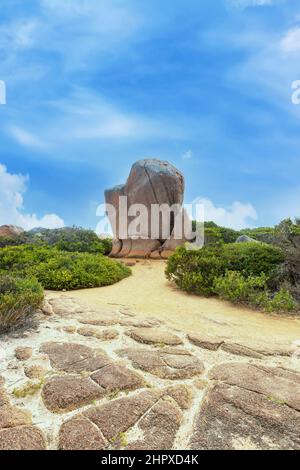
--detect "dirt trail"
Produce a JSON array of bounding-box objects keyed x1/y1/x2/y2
[{"x1": 52, "y1": 260, "x2": 300, "y2": 348}]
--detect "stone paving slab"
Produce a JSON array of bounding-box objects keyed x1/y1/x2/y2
[{"x1": 1, "y1": 293, "x2": 299, "y2": 451}]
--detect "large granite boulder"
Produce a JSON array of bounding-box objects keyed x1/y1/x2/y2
[
  {"x1": 0, "y1": 225, "x2": 24, "y2": 238},
  {"x1": 105, "y1": 159, "x2": 192, "y2": 258},
  {"x1": 236, "y1": 235, "x2": 257, "y2": 244}
]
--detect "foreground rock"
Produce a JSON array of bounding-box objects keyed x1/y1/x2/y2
[
  {"x1": 190, "y1": 363, "x2": 300, "y2": 450},
  {"x1": 1, "y1": 292, "x2": 299, "y2": 450},
  {"x1": 0, "y1": 426, "x2": 47, "y2": 450},
  {"x1": 209, "y1": 363, "x2": 300, "y2": 411},
  {"x1": 127, "y1": 328, "x2": 183, "y2": 346},
  {"x1": 119, "y1": 347, "x2": 205, "y2": 380},
  {"x1": 40, "y1": 342, "x2": 111, "y2": 373},
  {"x1": 59, "y1": 386, "x2": 191, "y2": 450}
]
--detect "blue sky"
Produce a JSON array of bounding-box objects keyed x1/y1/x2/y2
[{"x1": 1, "y1": 0, "x2": 300, "y2": 230}]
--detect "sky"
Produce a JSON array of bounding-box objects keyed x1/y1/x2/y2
[{"x1": 1, "y1": 0, "x2": 300, "y2": 231}]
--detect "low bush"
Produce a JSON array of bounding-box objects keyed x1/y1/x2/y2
[
  {"x1": 166, "y1": 245, "x2": 226, "y2": 296},
  {"x1": 222, "y1": 242, "x2": 284, "y2": 279},
  {"x1": 192, "y1": 221, "x2": 239, "y2": 246},
  {"x1": 0, "y1": 275, "x2": 44, "y2": 333},
  {"x1": 0, "y1": 227, "x2": 112, "y2": 255},
  {"x1": 30, "y1": 227, "x2": 112, "y2": 255},
  {"x1": 0, "y1": 245, "x2": 131, "y2": 291},
  {"x1": 166, "y1": 241, "x2": 297, "y2": 313},
  {"x1": 263, "y1": 288, "x2": 297, "y2": 313},
  {"x1": 213, "y1": 271, "x2": 268, "y2": 303}
]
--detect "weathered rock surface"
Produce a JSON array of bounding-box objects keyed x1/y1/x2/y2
[
  {"x1": 59, "y1": 417, "x2": 107, "y2": 450},
  {"x1": 236, "y1": 235, "x2": 258, "y2": 243},
  {"x1": 0, "y1": 426, "x2": 47, "y2": 450},
  {"x1": 127, "y1": 328, "x2": 183, "y2": 346},
  {"x1": 127, "y1": 397, "x2": 183, "y2": 450},
  {"x1": 187, "y1": 334, "x2": 292, "y2": 358},
  {"x1": 105, "y1": 159, "x2": 190, "y2": 258},
  {"x1": 188, "y1": 333, "x2": 224, "y2": 351},
  {"x1": 84, "y1": 390, "x2": 160, "y2": 440},
  {"x1": 77, "y1": 326, "x2": 119, "y2": 341},
  {"x1": 119, "y1": 348, "x2": 204, "y2": 380},
  {"x1": 40, "y1": 342, "x2": 111, "y2": 373},
  {"x1": 210, "y1": 363, "x2": 300, "y2": 411},
  {"x1": 0, "y1": 405, "x2": 31, "y2": 429},
  {"x1": 15, "y1": 347, "x2": 32, "y2": 361},
  {"x1": 221, "y1": 342, "x2": 264, "y2": 359},
  {"x1": 2, "y1": 293, "x2": 299, "y2": 450},
  {"x1": 24, "y1": 365, "x2": 46, "y2": 379},
  {"x1": 42, "y1": 375, "x2": 105, "y2": 412},
  {"x1": 0, "y1": 225, "x2": 24, "y2": 238},
  {"x1": 190, "y1": 383, "x2": 300, "y2": 450},
  {"x1": 90, "y1": 364, "x2": 145, "y2": 392}
]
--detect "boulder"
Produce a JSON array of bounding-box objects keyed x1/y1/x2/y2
[
  {"x1": 236, "y1": 235, "x2": 257, "y2": 243},
  {"x1": 0, "y1": 225, "x2": 24, "y2": 238},
  {"x1": 105, "y1": 159, "x2": 191, "y2": 258}
]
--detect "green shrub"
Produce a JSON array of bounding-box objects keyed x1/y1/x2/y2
[
  {"x1": 192, "y1": 221, "x2": 239, "y2": 246},
  {"x1": 222, "y1": 242, "x2": 284, "y2": 279},
  {"x1": 0, "y1": 227, "x2": 112, "y2": 254},
  {"x1": 165, "y1": 241, "x2": 297, "y2": 312},
  {"x1": 213, "y1": 271, "x2": 268, "y2": 303},
  {"x1": 29, "y1": 227, "x2": 112, "y2": 255},
  {"x1": 0, "y1": 245, "x2": 131, "y2": 291},
  {"x1": 0, "y1": 233, "x2": 32, "y2": 248},
  {"x1": 166, "y1": 245, "x2": 226, "y2": 296},
  {"x1": 0, "y1": 275, "x2": 44, "y2": 333},
  {"x1": 166, "y1": 242, "x2": 283, "y2": 297},
  {"x1": 262, "y1": 288, "x2": 297, "y2": 313}
]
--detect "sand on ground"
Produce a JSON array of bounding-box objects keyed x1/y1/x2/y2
[{"x1": 50, "y1": 260, "x2": 300, "y2": 347}]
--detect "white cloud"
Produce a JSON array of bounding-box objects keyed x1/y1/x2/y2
[
  {"x1": 6, "y1": 89, "x2": 182, "y2": 150},
  {"x1": 50, "y1": 90, "x2": 178, "y2": 141},
  {"x1": 181, "y1": 150, "x2": 193, "y2": 160},
  {"x1": 196, "y1": 197, "x2": 257, "y2": 230},
  {"x1": 229, "y1": 0, "x2": 273, "y2": 8},
  {"x1": 0, "y1": 20, "x2": 39, "y2": 51},
  {"x1": 281, "y1": 28, "x2": 300, "y2": 52},
  {"x1": 9, "y1": 126, "x2": 45, "y2": 150},
  {"x1": 0, "y1": 163, "x2": 64, "y2": 230}
]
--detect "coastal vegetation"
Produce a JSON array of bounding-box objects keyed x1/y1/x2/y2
[{"x1": 166, "y1": 218, "x2": 300, "y2": 313}]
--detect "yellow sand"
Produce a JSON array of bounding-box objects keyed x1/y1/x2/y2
[{"x1": 54, "y1": 260, "x2": 300, "y2": 346}]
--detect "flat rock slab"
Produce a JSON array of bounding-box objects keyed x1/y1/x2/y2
[
  {"x1": 210, "y1": 363, "x2": 300, "y2": 411},
  {"x1": 162, "y1": 385, "x2": 193, "y2": 410},
  {"x1": 42, "y1": 375, "x2": 105, "y2": 412},
  {"x1": 24, "y1": 365, "x2": 47, "y2": 380},
  {"x1": 127, "y1": 328, "x2": 183, "y2": 346},
  {"x1": 59, "y1": 417, "x2": 107, "y2": 450},
  {"x1": 187, "y1": 334, "x2": 292, "y2": 358},
  {"x1": 77, "y1": 327, "x2": 119, "y2": 341},
  {"x1": 127, "y1": 397, "x2": 183, "y2": 450},
  {"x1": 0, "y1": 389, "x2": 10, "y2": 407},
  {"x1": 78, "y1": 311, "x2": 120, "y2": 326},
  {"x1": 190, "y1": 383, "x2": 300, "y2": 450},
  {"x1": 221, "y1": 342, "x2": 264, "y2": 359},
  {"x1": 0, "y1": 426, "x2": 47, "y2": 450},
  {"x1": 0, "y1": 405, "x2": 31, "y2": 429},
  {"x1": 40, "y1": 342, "x2": 111, "y2": 373},
  {"x1": 15, "y1": 347, "x2": 32, "y2": 361},
  {"x1": 188, "y1": 333, "x2": 224, "y2": 351},
  {"x1": 91, "y1": 364, "x2": 145, "y2": 392},
  {"x1": 118, "y1": 348, "x2": 204, "y2": 380},
  {"x1": 84, "y1": 390, "x2": 161, "y2": 440}
]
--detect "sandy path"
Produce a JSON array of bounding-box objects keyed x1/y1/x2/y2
[{"x1": 51, "y1": 260, "x2": 300, "y2": 347}]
